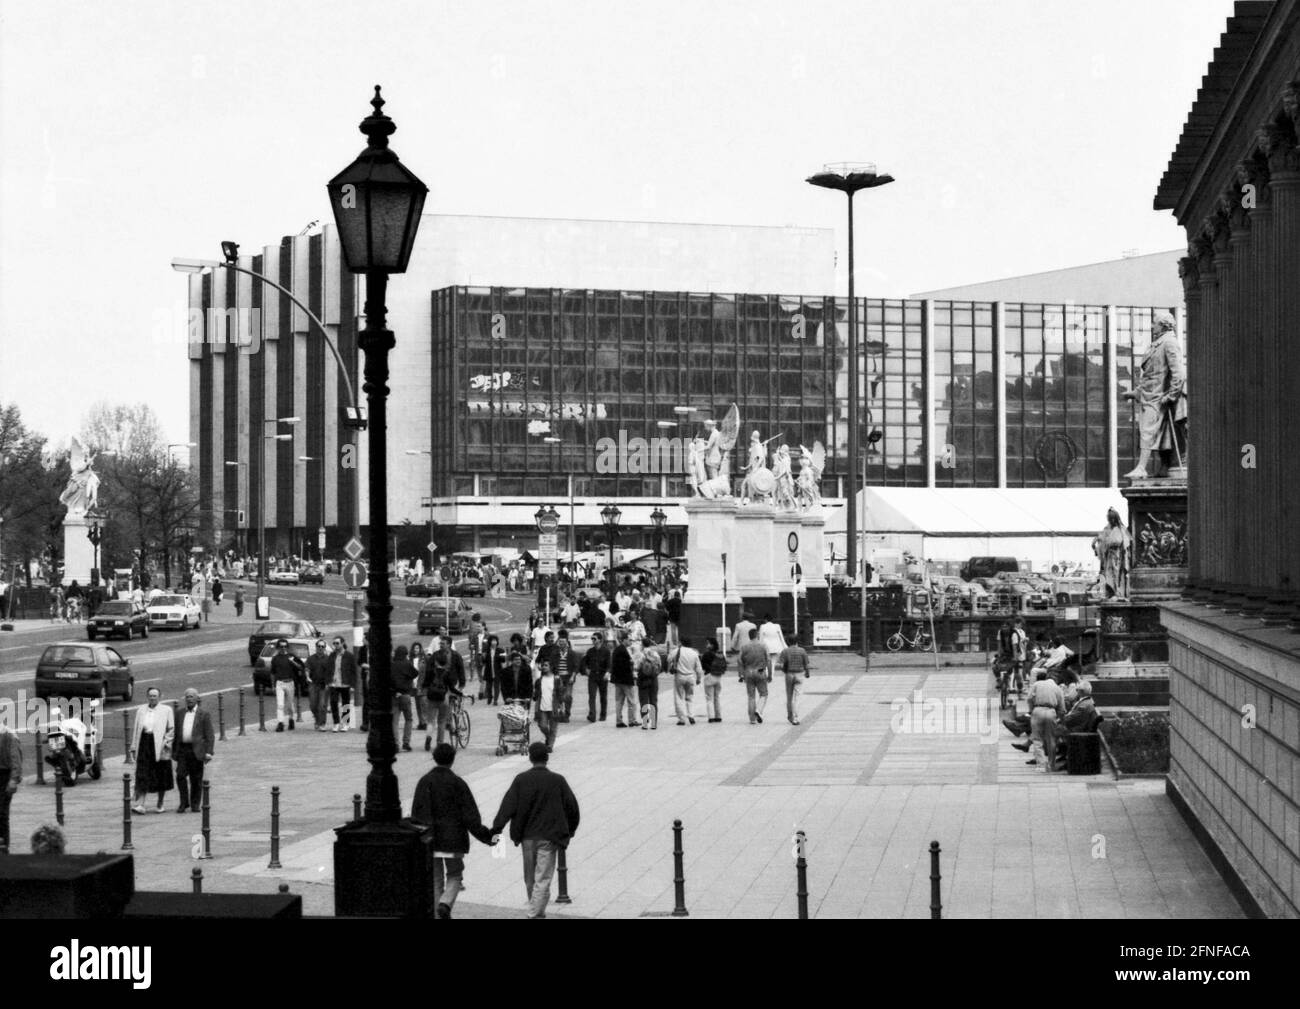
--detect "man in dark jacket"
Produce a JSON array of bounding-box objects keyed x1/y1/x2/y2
[
  {"x1": 306, "y1": 639, "x2": 331, "y2": 731},
  {"x1": 490, "y1": 742, "x2": 581, "y2": 919},
  {"x1": 581, "y1": 632, "x2": 611, "y2": 722},
  {"x1": 410, "y1": 742, "x2": 494, "y2": 919},
  {"x1": 271, "y1": 639, "x2": 305, "y2": 731},
  {"x1": 423, "y1": 636, "x2": 466, "y2": 751},
  {"x1": 390, "y1": 645, "x2": 418, "y2": 752},
  {"x1": 500, "y1": 651, "x2": 533, "y2": 704},
  {"x1": 173, "y1": 688, "x2": 214, "y2": 813},
  {"x1": 610, "y1": 631, "x2": 639, "y2": 727}
]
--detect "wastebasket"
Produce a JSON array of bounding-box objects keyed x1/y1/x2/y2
[{"x1": 1066, "y1": 732, "x2": 1101, "y2": 775}]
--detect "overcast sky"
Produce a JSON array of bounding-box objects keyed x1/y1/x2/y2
[{"x1": 0, "y1": 0, "x2": 1230, "y2": 448}]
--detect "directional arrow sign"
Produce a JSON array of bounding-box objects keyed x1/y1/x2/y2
[
  {"x1": 341, "y1": 560, "x2": 368, "y2": 590},
  {"x1": 343, "y1": 536, "x2": 365, "y2": 561}
]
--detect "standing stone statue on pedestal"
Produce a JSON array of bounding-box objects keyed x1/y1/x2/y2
[
  {"x1": 1092, "y1": 507, "x2": 1132, "y2": 600},
  {"x1": 59, "y1": 437, "x2": 101, "y2": 518},
  {"x1": 1123, "y1": 310, "x2": 1188, "y2": 480},
  {"x1": 59, "y1": 438, "x2": 104, "y2": 586},
  {"x1": 686, "y1": 404, "x2": 739, "y2": 499}
]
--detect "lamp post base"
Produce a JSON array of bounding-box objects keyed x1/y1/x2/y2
[{"x1": 333, "y1": 819, "x2": 431, "y2": 917}]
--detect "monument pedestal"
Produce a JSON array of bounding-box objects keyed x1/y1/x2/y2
[
  {"x1": 61, "y1": 513, "x2": 97, "y2": 587},
  {"x1": 1095, "y1": 477, "x2": 1186, "y2": 705},
  {"x1": 732, "y1": 504, "x2": 779, "y2": 621},
  {"x1": 680, "y1": 498, "x2": 743, "y2": 648},
  {"x1": 799, "y1": 510, "x2": 829, "y2": 621}
]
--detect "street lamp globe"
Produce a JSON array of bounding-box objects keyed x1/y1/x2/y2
[{"x1": 327, "y1": 86, "x2": 428, "y2": 274}]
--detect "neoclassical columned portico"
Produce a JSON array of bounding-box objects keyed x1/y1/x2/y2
[{"x1": 1153, "y1": 0, "x2": 1300, "y2": 919}]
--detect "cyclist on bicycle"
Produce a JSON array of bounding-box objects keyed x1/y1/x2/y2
[{"x1": 422, "y1": 635, "x2": 466, "y2": 751}]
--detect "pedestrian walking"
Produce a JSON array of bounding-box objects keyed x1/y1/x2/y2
[
  {"x1": 0, "y1": 719, "x2": 22, "y2": 854},
  {"x1": 409, "y1": 641, "x2": 429, "y2": 731},
  {"x1": 1026, "y1": 670, "x2": 1065, "y2": 772},
  {"x1": 668, "y1": 636, "x2": 705, "y2": 725},
  {"x1": 636, "y1": 645, "x2": 662, "y2": 729},
  {"x1": 729, "y1": 611, "x2": 757, "y2": 655},
  {"x1": 211, "y1": 576, "x2": 223, "y2": 605},
  {"x1": 500, "y1": 650, "x2": 532, "y2": 705},
  {"x1": 551, "y1": 634, "x2": 576, "y2": 721},
  {"x1": 129, "y1": 688, "x2": 175, "y2": 813},
  {"x1": 489, "y1": 742, "x2": 581, "y2": 919},
  {"x1": 777, "y1": 638, "x2": 811, "y2": 725},
  {"x1": 702, "y1": 637, "x2": 727, "y2": 723},
  {"x1": 270, "y1": 638, "x2": 304, "y2": 731},
  {"x1": 581, "y1": 631, "x2": 610, "y2": 722},
  {"x1": 482, "y1": 634, "x2": 506, "y2": 706},
  {"x1": 234, "y1": 585, "x2": 245, "y2": 617},
  {"x1": 391, "y1": 645, "x2": 418, "y2": 752},
  {"x1": 533, "y1": 660, "x2": 558, "y2": 751},
  {"x1": 738, "y1": 627, "x2": 771, "y2": 724},
  {"x1": 422, "y1": 636, "x2": 465, "y2": 750},
  {"x1": 173, "y1": 688, "x2": 214, "y2": 813},
  {"x1": 758, "y1": 613, "x2": 787, "y2": 678},
  {"x1": 409, "y1": 742, "x2": 495, "y2": 919},
  {"x1": 611, "y1": 631, "x2": 640, "y2": 728},
  {"x1": 307, "y1": 639, "x2": 331, "y2": 730},
  {"x1": 200, "y1": 593, "x2": 212, "y2": 624},
  {"x1": 327, "y1": 636, "x2": 357, "y2": 730}
]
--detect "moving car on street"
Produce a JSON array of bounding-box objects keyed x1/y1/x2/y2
[
  {"x1": 266, "y1": 569, "x2": 301, "y2": 585},
  {"x1": 404, "y1": 576, "x2": 441, "y2": 597},
  {"x1": 448, "y1": 576, "x2": 486, "y2": 597},
  {"x1": 87, "y1": 600, "x2": 150, "y2": 640},
  {"x1": 247, "y1": 619, "x2": 322, "y2": 665},
  {"x1": 34, "y1": 641, "x2": 134, "y2": 701},
  {"x1": 300, "y1": 565, "x2": 324, "y2": 584},
  {"x1": 416, "y1": 597, "x2": 473, "y2": 635},
  {"x1": 146, "y1": 593, "x2": 202, "y2": 630}
]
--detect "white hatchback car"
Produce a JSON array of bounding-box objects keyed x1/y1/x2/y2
[
  {"x1": 267, "y1": 569, "x2": 301, "y2": 585},
  {"x1": 146, "y1": 593, "x2": 202, "y2": 630}
]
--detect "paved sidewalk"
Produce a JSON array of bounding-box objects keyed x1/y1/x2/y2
[{"x1": 4, "y1": 653, "x2": 1242, "y2": 918}]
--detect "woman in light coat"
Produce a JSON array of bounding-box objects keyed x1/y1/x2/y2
[{"x1": 130, "y1": 688, "x2": 175, "y2": 813}]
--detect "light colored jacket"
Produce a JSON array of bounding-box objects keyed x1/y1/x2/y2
[{"x1": 131, "y1": 703, "x2": 175, "y2": 762}]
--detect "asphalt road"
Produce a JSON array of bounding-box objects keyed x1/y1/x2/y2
[{"x1": 0, "y1": 578, "x2": 535, "y2": 757}]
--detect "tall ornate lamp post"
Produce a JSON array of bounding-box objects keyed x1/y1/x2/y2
[
  {"x1": 806, "y1": 163, "x2": 894, "y2": 584},
  {"x1": 328, "y1": 85, "x2": 428, "y2": 917},
  {"x1": 86, "y1": 513, "x2": 104, "y2": 587},
  {"x1": 600, "y1": 503, "x2": 621, "y2": 598},
  {"x1": 650, "y1": 506, "x2": 667, "y2": 587}
]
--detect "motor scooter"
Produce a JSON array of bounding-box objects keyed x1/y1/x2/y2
[{"x1": 44, "y1": 702, "x2": 102, "y2": 785}]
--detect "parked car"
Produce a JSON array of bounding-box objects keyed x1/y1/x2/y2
[
  {"x1": 252, "y1": 638, "x2": 313, "y2": 695},
  {"x1": 87, "y1": 600, "x2": 150, "y2": 640},
  {"x1": 248, "y1": 619, "x2": 321, "y2": 665},
  {"x1": 299, "y1": 565, "x2": 324, "y2": 585},
  {"x1": 35, "y1": 641, "x2": 134, "y2": 701},
  {"x1": 416, "y1": 597, "x2": 473, "y2": 635},
  {"x1": 146, "y1": 593, "x2": 202, "y2": 630},
  {"x1": 449, "y1": 576, "x2": 486, "y2": 597},
  {"x1": 266, "y1": 569, "x2": 301, "y2": 585},
  {"x1": 404, "y1": 576, "x2": 441, "y2": 597}
]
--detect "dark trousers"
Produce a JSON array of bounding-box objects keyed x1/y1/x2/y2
[
  {"x1": 587, "y1": 678, "x2": 607, "y2": 720},
  {"x1": 0, "y1": 770, "x2": 12, "y2": 853},
  {"x1": 175, "y1": 744, "x2": 204, "y2": 809},
  {"x1": 483, "y1": 674, "x2": 497, "y2": 704}
]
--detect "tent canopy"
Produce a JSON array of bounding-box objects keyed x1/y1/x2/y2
[{"x1": 824, "y1": 487, "x2": 1128, "y2": 537}]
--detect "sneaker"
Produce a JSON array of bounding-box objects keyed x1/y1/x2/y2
[
  {"x1": 436, "y1": 903, "x2": 452, "y2": 920},
  {"x1": 792, "y1": 719, "x2": 800, "y2": 725},
  {"x1": 688, "y1": 717, "x2": 695, "y2": 725},
  {"x1": 616, "y1": 723, "x2": 627, "y2": 728},
  {"x1": 629, "y1": 721, "x2": 641, "y2": 727},
  {"x1": 152, "y1": 804, "x2": 164, "y2": 814},
  {"x1": 276, "y1": 723, "x2": 285, "y2": 732},
  {"x1": 131, "y1": 804, "x2": 146, "y2": 815},
  {"x1": 755, "y1": 713, "x2": 763, "y2": 724},
  {"x1": 316, "y1": 726, "x2": 328, "y2": 732},
  {"x1": 332, "y1": 725, "x2": 340, "y2": 733},
  {"x1": 676, "y1": 720, "x2": 685, "y2": 726}
]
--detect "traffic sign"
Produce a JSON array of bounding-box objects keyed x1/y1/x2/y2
[
  {"x1": 538, "y1": 532, "x2": 558, "y2": 575},
  {"x1": 427, "y1": 541, "x2": 437, "y2": 553},
  {"x1": 345, "y1": 589, "x2": 365, "y2": 601},
  {"x1": 341, "y1": 559, "x2": 368, "y2": 590},
  {"x1": 343, "y1": 536, "x2": 365, "y2": 561}
]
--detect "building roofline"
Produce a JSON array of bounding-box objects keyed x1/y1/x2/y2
[{"x1": 910, "y1": 249, "x2": 1182, "y2": 297}]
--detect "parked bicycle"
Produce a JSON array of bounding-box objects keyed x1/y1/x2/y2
[{"x1": 886, "y1": 620, "x2": 933, "y2": 652}]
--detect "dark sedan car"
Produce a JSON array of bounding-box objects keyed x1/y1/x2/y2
[
  {"x1": 247, "y1": 619, "x2": 322, "y2": 665},
  {"x1": 87, "y1": 600, "x2": 150, "y2": 640},
  {"x1": 404, "y1": 576, "x2": 441, "y2": 597},
  {"x1": 416, "y1": 598, "x2": 472, "y2": 635},
  {"x1": 35, "y1": 641, "x2": 134, "y2": 701},
  {"x1": 300, "y1": 565, "x2": 325, "y2": 584},
  {"x1": 448, "y1": 577, "x2": 486, "y2": 598}
]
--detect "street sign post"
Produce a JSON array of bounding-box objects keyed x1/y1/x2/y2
[
  {"x1": 345, "y1": 589, "x2": 365, "y2": 601},
  {"x1": 538, "y1": 532, "x2": 558, "y2": 576},
  {"x1": 343, "y1": 536, "x2": 364, "y2": 561},
  {"x1": 341, "y1": 560, "x2": 368, "y2": 590}
]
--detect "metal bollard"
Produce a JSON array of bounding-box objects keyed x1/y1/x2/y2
[
  {"x1": 121, "y1": 774, "x2": 133, "y2": 850},
  {"x1": 796, "y1": 830, "x2": 809, "y2": 920},
  {"x1": 200, "y1": 780, "x2": 213, "y2": 859},
  {"x1": 191, "y1": 867, "x2": 203, "y2": 894},
  {"x1": 556, "y1": 846, "x2": 572, "y2": 904},
  {"x1": 671, "y1": 819, "x2": 689, "y2": 917},
  {"x1": 929, "y1": 840, "x2": 942, "y2": 920},
  {"x1": 238, "y1": 688, "x2": 246, "y2": 736},
  {"x1": 352, "y1": 793, "x2": 362, "y2": 821},
  {"x1": 268, "y1": 786, "x2": 282, "y2": 869},
  {"x1": 122, "y1": 710, "x2": 132, "y2": 762},
  {"x1": 217, "y1": 692, "x2": 226, "y2": 741},
  {"x1": 258, "y1": 690, "x2": 266, "y2": 731},
  {"x1": 34, "y1": 729, "x2": 46, "y2": 785},
  {"x1": 54, "y1": 769, "x2": 65, "y2": 826}
]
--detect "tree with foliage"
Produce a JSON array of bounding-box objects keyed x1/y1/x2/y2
[{"x1": 0, "y1": 403, "x2": 67, "y2": 587}]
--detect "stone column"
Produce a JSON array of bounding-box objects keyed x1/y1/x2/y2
[
  {"x1": 1208, "y1": 208, "x2": 1240, "y2": 609},
  {"x1": 799, "y1": 509, "x2": 829, "y2": 619},
  {"x1": 679, "y1": 497, "x2": 743, "y2": 648},
  {"x1": 1190, "y1": 233, "x2": 1219, "y2": 603},
  {"x1": 62, "y1": 514, "x2": 96, "y2": 587},
  {"x1": 1178, "y1": 255, "x2": 1202, "y2": 599}
]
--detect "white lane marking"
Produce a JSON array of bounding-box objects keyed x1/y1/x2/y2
[
  {"x1": 187, "y1": 669, "x2": 215, "y2": 677},
  {"x1": 135, "y1": 677, "x2": 163, "y2": 684}
]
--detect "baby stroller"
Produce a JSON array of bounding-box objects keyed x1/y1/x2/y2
[{"x1": 494, "y1": 700, "x2": 531, "y2": 756}]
